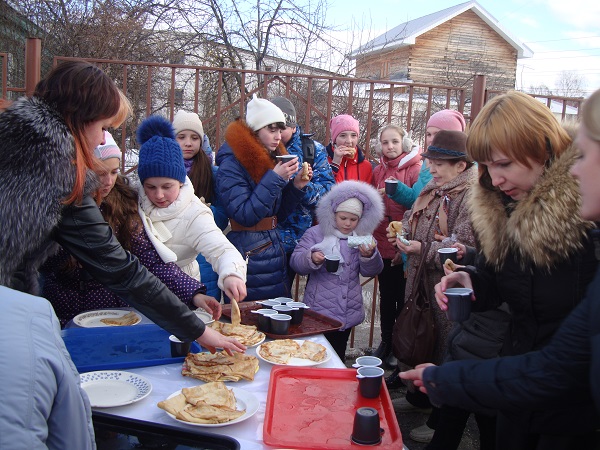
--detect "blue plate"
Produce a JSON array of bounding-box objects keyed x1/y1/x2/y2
[{"x1": 62, "y1": 324, "x2": 202, "y2": 372}]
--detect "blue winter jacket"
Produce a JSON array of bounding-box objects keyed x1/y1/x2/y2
[
  {"x1": 215, "y1": 120, "x2": 305, "y2": 301},
  {"x1": 196, "y1": 165, "x2": 228, "y2": 300},
  {"x1": 277, "y1": 126, "x2": 335, "y2": 253},
  {"x1": 422, "y1": 264, "x2": 600, "y2": 417}
]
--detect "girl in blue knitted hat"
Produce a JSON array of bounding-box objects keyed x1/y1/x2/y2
[{"x1": 136, "y1": 115, "x2": 248, "y2": 302}]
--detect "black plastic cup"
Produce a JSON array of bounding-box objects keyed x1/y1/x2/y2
[
  {"x1": 270, "y1": 314, "x2": 292, "y2": 334},
  {"x1": 438, "y1": 247, "x2": 458, "y2": 267},
  {"x1": 273, "y1": 297, "x2": 294, "y2": 305},
  {"x1": 257, "y1": 299, "x2": 281, "y2": 309},
  {"x1": 385, "y1": 179, "x2": 398, "y2": 195},
  {"x1": 443, "y1": 287, "x2": 473, "y2": 322},
  {"x1": 325, "y1": 255, "x2": 340, "y2": 272},
  {"x1": 276, "y1": 155, "x2": 297, "y2": 164},
  {"x1": 351, "y1": 407, "x2": 383, "y2": 446},
  {"x1": 169, "y1": 335, "x2": 192, "y2": 357},
  {"x1": 251, "y1": 309, "x2": 277, "y2": 332},
  {"x1": 356, "y1": 366, "x2": 384, "y2": 398}
]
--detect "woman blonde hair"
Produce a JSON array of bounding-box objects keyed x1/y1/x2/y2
[{"x1": 467, "y1": 90, "x2": 572, "y2": 191}]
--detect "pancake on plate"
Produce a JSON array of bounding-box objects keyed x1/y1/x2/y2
[
  {"x1": 157, "y1": 381, "x2": 244, "y2": 424},
  {"x1": 99, "y1": 311, "x2": 140, "y2": 326},
  {"x1": 258, "y1": 339, "x2": 301, "y2": 364},
  {"x1": 182, "y1": 351, "x2": 259, "y2": 382}
]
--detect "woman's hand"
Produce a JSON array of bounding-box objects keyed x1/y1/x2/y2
[
  {"x1": 453, "y1": 243, "x2": 467, "y2": 260},
  {"x1": 359, "y1": 242, "x2": 376, "y2": 258},
  {"x1": 273, "y1": 158, "x2": 299, "y2": 180},
  {"x1": 223, "y1": 276, "x2": 247, "y2": 303},
  {"x1": 192, "y1": 293, "x2": 222, "y2": 320},
  {"x1": 434, "y1": 271, "x2": 474, "y2": 311},
  {"x1": 399, "y1": 363, "x2": 436, "y2": 394},
  {"x1": 293, "y1": 163, "x2": 313, "y2": 190},
  {"x1": 311, "y1": 250, "x2": 325, "y2": 265},
  {"x1": 397, "y1": 239, "x2": 421, "y2": 255},
  {"x1": 195, "y1": 327, "x2": 247, "y2": 355},
  {"x1": 386, "y1": 224, "x2": 397, "y2": 245}
]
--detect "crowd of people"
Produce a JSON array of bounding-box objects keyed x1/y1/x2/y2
[{"x1": 1, "y1": 59, "x2": 599, "y2": 449}]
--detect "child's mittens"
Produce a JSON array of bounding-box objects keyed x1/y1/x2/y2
[{"x1": 348, "y1": 235, "x2": 375, "y2": 249}]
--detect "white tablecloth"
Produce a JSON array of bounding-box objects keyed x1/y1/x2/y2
[{"x1": 90, "y1": 334, "x2": 347, "y2": 449}]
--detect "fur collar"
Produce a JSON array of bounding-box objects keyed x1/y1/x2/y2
[
  {"x1": 469, "y1": 144, "x2": 593, "y2": 270},
  {"x1": 224, "y1": 119, "x2": 287, "y2": 184}
]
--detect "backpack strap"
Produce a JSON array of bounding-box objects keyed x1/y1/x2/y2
[{"x1": 300, "y1": 134, "x2": 315, "y2": 166}]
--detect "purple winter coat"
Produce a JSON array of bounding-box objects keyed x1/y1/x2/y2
[{"x1": 290, "y1": 180, "x2": 384, "y2": 330}]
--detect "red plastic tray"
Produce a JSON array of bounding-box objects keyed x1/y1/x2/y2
[
  {"x1": 263, "y1": 366, "x2": 402, "y2": 449},
  {"x1": 222, "y1": 301, "x2": 342, "y2": 339}
]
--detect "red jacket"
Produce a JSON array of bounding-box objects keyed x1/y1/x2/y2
[
  {"x1": 372, "y1": 149, "x2": 422, "y2": 259},
  {"x1": 326, "y1": 144, "x2": 374, "y2": 184}
]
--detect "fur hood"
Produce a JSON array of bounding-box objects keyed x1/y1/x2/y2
[
  {"x1": 469, "y1": 136, "x2": 594, "y2": 271},
  {"x1": 316, "y1": 180, "x2": 384, "y2": 236},
  {"x1": 0, "y1": 96, "x2": 98, "y2": 289},
  {"x1": 221, "y1": 119, "x2": 287, "y2": 184}
]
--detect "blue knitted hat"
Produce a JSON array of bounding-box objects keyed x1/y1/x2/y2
[{"x1": 137, "y1": 115, "x2": 186, "y2": 183}]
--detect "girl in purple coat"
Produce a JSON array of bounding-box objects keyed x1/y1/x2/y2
[{"x1": 290, "y1": 180, "x2": 384, "y2": 360}]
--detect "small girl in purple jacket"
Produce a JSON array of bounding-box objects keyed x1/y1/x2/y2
[{"x1": 290, "y1": 180, "x2": 384, "y2": 360}]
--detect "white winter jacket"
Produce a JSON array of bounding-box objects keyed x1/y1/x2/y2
[{"x1": 138, "y1": 177, "x2": 246, "y2": 288}]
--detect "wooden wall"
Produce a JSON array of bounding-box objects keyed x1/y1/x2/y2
[{"x1": 355, "y1": 9, "x2": 518, "y2": 91}]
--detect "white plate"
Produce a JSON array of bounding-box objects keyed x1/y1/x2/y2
[
  {"x1": 256, "y1": 339, "x2": 331, "y2": 366},
  {"x1": 163, "y1": 387, "x2": 259, "y2": 427},
  {"x1": 193, "y1": 309, "x2": 215, "y2": 325},
  {"x1": 80, "y1": 371, "x2": 152, "y2": 408},
  {"x1": 73, "y1": 309, "x2": 141, "y2": 328},
  {"x1": 248, "y1": 333, "x2": 266, "y2": 348}
]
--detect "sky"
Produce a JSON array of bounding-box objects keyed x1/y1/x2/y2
[{"x1": 323, "y1": 0, "x2": 600, "y2": 96}]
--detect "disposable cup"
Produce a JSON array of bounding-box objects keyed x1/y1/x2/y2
[
  {"x1": 325, "y1": 255, "x2": 340, "y2": 272},
  {"x1": 351, "y1": 407, "x2": 383, "y2": 445},
  {"x1": 385, "y1": 179, "x2": 399, "y2": 195},
  {"x1": 356, "y1": 366, "x2": 384, "y2": 398},
  {"x1": 169, "y1": 335, "x2": 192, "y2": 357},
  {"x1": 352, "y1": 356, "x2": 383, "y2": 368},
  {"x1": 270, "y1": 314, "x2": 292, "y2": 335},
  {"x1": 438, "y1": 247, "x2": 458, "y2": 267},
  {"x1": 443, "y1": 287, "x2": 473, "y2": 322}
]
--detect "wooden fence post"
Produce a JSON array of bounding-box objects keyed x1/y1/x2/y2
[
  {"x1": 25, "y1": 37, "x2": 41, "y2": 96},
  {"x1": 470, "y1": 74, "x2": 487, "y2": 124}
]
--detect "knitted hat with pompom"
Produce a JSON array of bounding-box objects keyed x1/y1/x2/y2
[{"x1": 137, "y1": 115, "x2": 186, "y2": 183}]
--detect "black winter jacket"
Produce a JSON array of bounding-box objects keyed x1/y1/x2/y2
[{"x1": 0, "y1": 97, "x2": 204, "y2": 341}]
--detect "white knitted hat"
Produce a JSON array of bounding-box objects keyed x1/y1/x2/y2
[
  {"x1": 336, "y1": 198, "x2": 364, "y2": 217},
  {"x1": 245, "y1": 94, "x2": 285, "y2": 131},
  {"x1": 94, "y1": 131, "x2": 121, "y2": 161},
  {"x1": 172, "y1": 110, "x2": 204, "y2": 137}
]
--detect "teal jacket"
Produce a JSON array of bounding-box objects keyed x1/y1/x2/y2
[{"x1": 388, "y1": 163, "x2": 432, "y2": 208}]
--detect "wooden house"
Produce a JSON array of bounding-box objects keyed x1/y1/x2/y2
[{"x1": 350, "y1": 1, "x2": 533, "y2": 93}]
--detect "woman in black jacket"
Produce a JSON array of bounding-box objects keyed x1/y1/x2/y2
[
  {"x1": 0, "y1": 60, "x2": 244, "y2": 353},
  {"x1": 400, "y1": 91, "x2": 599, "y2": 449}
]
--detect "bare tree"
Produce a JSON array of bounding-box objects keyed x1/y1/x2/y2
[{"x1": 555, "y1": 70, "x2": 586, "y2": 98}]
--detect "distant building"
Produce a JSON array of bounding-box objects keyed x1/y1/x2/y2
[{"x1": 350, "y1": 1, "x2": 533, "y2": 93}]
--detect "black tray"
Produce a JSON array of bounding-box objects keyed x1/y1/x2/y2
[{"x1": 222, "y1": 301, "x2": 342, "y2": 339}]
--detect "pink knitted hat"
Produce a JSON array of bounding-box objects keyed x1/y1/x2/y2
[
  {"x1": 426, "y1": 110, "x2": 466, "y2": 132},
  {"x1": 330, "y1": 114, "x2": 360, "y2": 143},
  {"x1": 94, "y1": 131, "x2": 121, "y2": 161}
]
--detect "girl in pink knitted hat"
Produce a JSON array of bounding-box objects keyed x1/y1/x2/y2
[{"x1": 326, "y1": 114, "x2": 374, "y2": 184}]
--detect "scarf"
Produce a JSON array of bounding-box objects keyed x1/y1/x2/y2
[
  {"x1": 410, "y1": 181, "x2": 469, "y2": 238},
  {"x1": 310, "y1": 229, "x2": 351, "y2": 276}
]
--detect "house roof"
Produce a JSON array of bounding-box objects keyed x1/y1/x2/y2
[{"x1": 350, "y1": 1, "x2": 533, "y2": 59}]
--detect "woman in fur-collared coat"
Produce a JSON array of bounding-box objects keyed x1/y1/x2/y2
[
  {"x1": 427, "y1": 91, "x2": 600, "y2": 449},
  {"x1": 215, "y1": 95, "x2": 311, "y2": 301}
]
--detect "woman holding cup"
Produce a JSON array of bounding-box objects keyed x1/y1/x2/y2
[{"x1": 405, "y1": 91, "x2": 600, "y2": 449}]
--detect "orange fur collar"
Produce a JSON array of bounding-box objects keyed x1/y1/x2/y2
[{"x1": 224, "y1": 119, "x2": 288, "y2": 184}]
